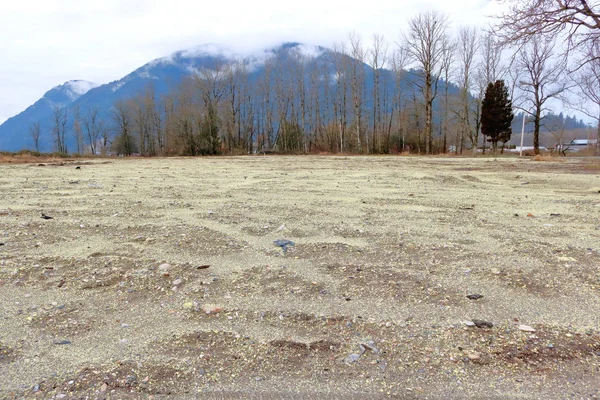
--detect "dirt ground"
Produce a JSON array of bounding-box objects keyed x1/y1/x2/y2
[{"x1": 0, "y1": 155, "x2": 599, "y2": 399}]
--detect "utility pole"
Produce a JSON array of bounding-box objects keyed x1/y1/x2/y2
[{"x1": 519, "y1": 112, "x2": 526, "y2": 157}]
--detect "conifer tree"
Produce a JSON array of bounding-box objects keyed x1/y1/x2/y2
[{"x1": 481, "y1": 80, "x2": 514, "y2": 154}]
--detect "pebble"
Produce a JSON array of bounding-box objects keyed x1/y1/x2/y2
[
  {"x1": 53, "y1": 340, "x2": 71, "y2": 345},
  {"x1": 344, "y1": 353, "x2": 362, "y2": 364},
  {"x1": 471, "y1": 320, "x2": 493, "y2": 328},
  {"x1": 491, "y1": 268, "x2": 501, "y2": 275},
  {"x1": 158, "y1": 263, "x2": 171, "y2": 271},
  {"x1": 201, "y1": 304, "x2": 224, "y2": 314},
  {"x1": 518, "y1": 324, "x2": 536, "y2": 333},
  {"x1": 468, "y1": 351, "x2": 481, "y2": 361},
  {"x1": 100, "y1": 383, "x2": 108, "y2": 392},
  {"x1": 183, "y1": 302, "x2": 194, "y2": 310},
  {"x1": 172, "y1": 279, "x2": 182, "y2": 286},
  {"x1": 466, "y1": 294, "x2": 484, "y2": 300}
]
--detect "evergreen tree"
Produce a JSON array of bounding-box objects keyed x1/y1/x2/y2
[{"x1": 481, "y1": 80, "x2": 514, "y2": 154}]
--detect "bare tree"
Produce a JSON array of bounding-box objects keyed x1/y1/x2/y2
[
  {"x1": 111, "y1": 100, "x2": 135, "y2": 156},
  {"x1": 571, "y1": 41, "x2": 600, "y2": 154},
  {"x1": 515, "y1": 36, "x2": 569, "y2": 154},
  {"x1": 404, "y1": 11, "x2": 451, "y2": 153},
  {"x1": 476, "y1": 33, "x2": 505, "y2": 153},
  {"x1": 440, "y1": 32, "x2": 456, "y2": 153},
  {"x1": 370, "y1": 33, "x2": 388, "y2": 153},
  {"x1": 73, "y1": 105, "x2": 84, "y2": 154},
  {"x1": 29, "y1": 121, "x2": 42, "y2": 152},
  {"x1": 391, "y1": 45, "x2": 409, "y2": 152},
  {"x1": 494, "y1": 0, "x2": 600, "y2": 58},
  {"x1": 83, "y1": 106, "x2": 101, "y2": 155},
  {"x1": 52, "y1": 107, "x2": 68, "y2": 154},
  {"x1": 349, "y1": 33, "x2": 366, "y2": 152},
  {"x1": 454, "y1": 27, "x2": 478, "y2": 154}
]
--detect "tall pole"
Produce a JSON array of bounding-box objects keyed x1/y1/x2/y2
[{"x1": 519, "y1": 112, "x2": 526, "y2": 157}]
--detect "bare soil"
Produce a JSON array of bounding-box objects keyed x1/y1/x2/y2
[{"x1": 0, "y1": 155, "x2": 599, "y2": 399}]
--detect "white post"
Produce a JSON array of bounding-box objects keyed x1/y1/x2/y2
[{"x1": 519, "y1": 112, "x2": 526, "y2": 157}]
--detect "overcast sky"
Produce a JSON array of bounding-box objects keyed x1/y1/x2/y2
[{"x1": 0, "y1": 0, "x2": 505, "y2": 124}]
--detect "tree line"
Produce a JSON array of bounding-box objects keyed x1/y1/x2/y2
[{"x1": 33, "y1": 3, "x2": 600, "y2": 156}]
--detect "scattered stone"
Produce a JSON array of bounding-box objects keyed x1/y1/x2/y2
[
  {"x1": 40, "y1": 213, "x2": 53, "y2": 220},
  {"x1": 158, "y1": 263, "x2": 171, "y2": 271},
  {"x1": 100, "y1": 382, "x2": 108, "y2": 392},
  {"x1": 344, "y1": 353, "x2": 362, "y2": 364},
  {"x1": 172, "y1": 279, "x2": 183, "y2": 286},
  {"x1": 196, "y1": 265, "x2": 210, "y2": 270},
  {"x1": 471, "y1": 320, "x2": 493, "y2": 328},
  {"x1": 491, "y1": 268, "x2": 501, "y2": 275},
  {"x1": 558, "y1": 256, "x2": 577, "y2": 262},
  {"x1": 53, "y1": 340, "x2": 71, "y2": 345},
  {"x1": 75, "y1": 166, "x2": 81, "y2": 170},
  {"x1": 518, "y1": 324, "x2": 536, "y2": 333},
  {"x1": 464, "y1": 321, "x2": 475, "y2": 327},
  {"x1": 201, "y1": 304, "x2": 224, "y2": 314},
  {"x1": 468, "y1": 351, "x2": 482, "y2": 361},
  {"x1": 466, "y1": 294, "x2": 484, "y2": 300},
  {"x1": 183, "y1": 302, "x2": 194, "y2": 310},
  {"x1": 521, "y1": 182, "x2": 530, "y2": 185},
  {"x1": 526, "y1": 213, "x2": 535, "y2": 217},
  {"x1": 360, "y1": 340, "x2": 380, "y2": 355}
]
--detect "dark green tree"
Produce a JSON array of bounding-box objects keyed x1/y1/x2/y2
[{"x1": 481, "y1": 80, "x2": 514, "y2": 154}]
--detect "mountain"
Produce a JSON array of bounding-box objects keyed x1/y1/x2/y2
[
  {"x1": 0, "y1": 42, "x2": 455, "y2": 152},
  {"x1": 0, "y1": 80, "x2": 98, "y2": 151}
]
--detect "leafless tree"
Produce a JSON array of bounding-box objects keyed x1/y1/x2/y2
[
  {"x1": 494, "y1": 0, "x2": 600, "y2": 59},
  {"x1": 454, "y1": 27, "x2": 478, "y2": 154},
  {"x1": 73, "y1": 105, "x2": 84, "y2": 154},
  {"x1": 404, "y1": 11, "x2": 451, "y2": 153},
  {"x1": 52, "y1": 107, "x2": 68, "y2": 154},
  {"x1": 111, "y1": 100, "x2": 135, "y2": 156},
  {"x1": 349, "y1": 33, "x2": 366, "y2": 152},
  {"x1": 571, "y1": 41, "x2": 600, "y2": 154},
  {"x1": 83, "y1": 106, "x2": 101, "y2": 155},
  {"x1": 515, "y1": 36, "x2": 569, "y2": 154},
  {"x1": 391, "y1": 45, "x2": 409, "y2": 152},
  {"x1": 29, "y1": 121, "x2": 42, "y2": 152},
  {"x1": 440, "y1": 32, "x2": 456, "y2": 153},
  {"x1": 370, "y1": 33, "x2": 388, "y2": 153}
]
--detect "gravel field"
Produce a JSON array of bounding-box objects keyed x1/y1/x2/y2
[{"x1": 0, "y1": 155, "x2": 599, "y2": 399}]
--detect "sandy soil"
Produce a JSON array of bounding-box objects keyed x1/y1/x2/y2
[{"x1": 0, "y1": 155, "x2": 599, "y2": 399}]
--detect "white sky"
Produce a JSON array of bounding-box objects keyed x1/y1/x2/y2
[{"x1": 0, "y1": 0, "x2": 505, "y2": 124}]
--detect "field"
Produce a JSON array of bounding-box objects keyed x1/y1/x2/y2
[{"x1": 0, "y1": 155, "x2": 599, "y2": 399}]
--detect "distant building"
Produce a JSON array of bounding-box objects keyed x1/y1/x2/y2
[{"x1": 557, "y1": 139, "x2": 598, "y2": 152}]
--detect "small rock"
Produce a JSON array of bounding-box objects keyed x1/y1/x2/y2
[
  {"x1": 468, "y1": 351, "x2": 482, "y2": 361},
  {"x1": 183, "y1": 302, "x2": 194, "y2": 310},
  {"x1": 491, "y1": 268, "x2": 501, "y2": 275},
  {"x1": 158, "y1": 263, "x2": 171, "y2": 271},
  {"x1": 172, "y1": 279, "x2": 182, "y2": 286},
  {"x1": 471, "y1": 319, "x2": 493, "y2": 328},
  {"x1": 100, "y1": 382, "x2": 108, "y2": 392},
  {"x1": 464, "y1": 321, "x2": 475, "y2": 327},
  {"x1": 201, "y1": 304, "x2": 224, "y2": 314},
  {"x1": 518, "y1": 324, "x2": 536, "y2": 333},
  {"x1": 558, "y1": 256, "x2": 577, "y2": 262},
  {"x1": 53, "y1": 340, "x2": 71, "y2": 345},
  {"x1": 360, "y1": 340, "x2": 380, "y2": 355},
  {"x1": 466, "y1": 294, "x2": 484, "y2": 300},
  {"x1": 196, "y1": 265, "x2": 210, "y2": 270},
  {"x1": 344, "y1": 353, "x2": 362, "y2": 364}
]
